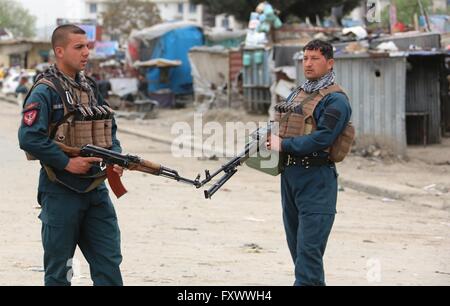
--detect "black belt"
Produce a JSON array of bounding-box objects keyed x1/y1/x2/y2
[{"x1": 285, "y1": 154, "x2": 332, "y2": 168}]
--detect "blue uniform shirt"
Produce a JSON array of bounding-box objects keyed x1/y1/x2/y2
[
  {"x1": 18, "y1": 81, "x2": 122, "y2": 193},
  {"x1": 281, "y1": 92, "x2": 352, "y2": 157}
]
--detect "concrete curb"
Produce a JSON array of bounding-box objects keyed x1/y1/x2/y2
[
  {"x1": 339, "y1": 178, "x2": 449, "y2": 210},
  {"x1": 338, "y1": 177, "x2": 408, "y2": 200},
  {"x1": 117, "y1": 126, "x2": 220, "y2": 158}
]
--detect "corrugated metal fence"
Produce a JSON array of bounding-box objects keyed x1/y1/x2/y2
[
  {"x1": 295, "y1": 52, "x2": 444, "y2": 154},
  {"x1": 296, "y1": 54, "x2": 408, "y2": 154}
]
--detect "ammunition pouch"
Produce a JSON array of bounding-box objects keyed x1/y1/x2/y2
[
  {"x1": 92, "y1": 119, "x2": 107, "y2": 148},
  {"x1": 328, "y1": 123, "x2": 355, "y2": 162},
  {"x1": 74, "y1": 120, "x2": 93, "y2": 148},
  {"x1": 104, "y1": 119, "x2": 113, "y2": 148}
]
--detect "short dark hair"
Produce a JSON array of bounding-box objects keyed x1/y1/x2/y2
[
  {"x1": 51, "y1": 24, "x2": 86, "y2": 50},
  {"x1": 303, "y1": 40, "x2": 334, "y2": 60}
]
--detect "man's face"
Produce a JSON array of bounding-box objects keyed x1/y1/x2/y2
[
  {"x1": 303, "y1": 49, "x2": 334, "y2": 80},
  {"x1": 55, "y1": 33, "x2": 90, "y2": 73}
]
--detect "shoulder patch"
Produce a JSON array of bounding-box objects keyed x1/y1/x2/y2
[
  {"x1": 323, "y1": 108, "x2": 342, "y2": 130},
  {"x1": 23, "y1": 109, "x2": 39, "y2": 126}
]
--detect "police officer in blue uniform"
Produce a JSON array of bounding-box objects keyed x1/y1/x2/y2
[
  {"x1": 268, "y1": 40, "x2": 352, "y2": 286},
  {"x1": 18, "y1": 25, "x2": 124, "y2": 286}
]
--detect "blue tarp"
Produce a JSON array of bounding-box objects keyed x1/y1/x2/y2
[{"x1": 145, "y1": 26, "x2": 204, "y2": 95}]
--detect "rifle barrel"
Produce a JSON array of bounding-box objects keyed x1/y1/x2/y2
[
  {"x1": 200, "y1": 122, "x2": 274, "y2": 198},
  {"x1": 160, "y1": 167, "x2": 201, "y2": 187},
  {"x1": 204, "y1": 169, "x2": 238, "y2": 199}
]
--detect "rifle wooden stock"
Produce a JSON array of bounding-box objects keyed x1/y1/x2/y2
[{"x1": 128, "y1": 159, "x2": 161, "y2": 175}]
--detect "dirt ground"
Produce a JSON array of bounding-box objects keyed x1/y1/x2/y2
[{"x1": 0, "y1": 101, "x2": 449, "y2": 286}]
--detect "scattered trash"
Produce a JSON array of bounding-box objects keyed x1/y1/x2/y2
[
  {"x1": 244, "y1": 217, "x2": 266, "y2": 222},
  {"x1": 242, "y1": 243, "x2": 264, "y2": 253},
  {"x1": 345, "y1": 41, "x2": 368, "y2": 54},
  {"x1": 363, "y1": 240, "x2": 375, "y2": 243},
  {"x1": 382, "y1": 197, "x2": 395, "y2": 202},
  {"x1": 372, "y1": 150, "x2": 381, "y2": 158},
  {"x1": 376, "y1": 41, "x2": 399, "y2": 52},
  {"x1": 27, "y1": 266, "x2": 44, "y2": 272},
  {"x1": 245, "y1": 1, "x2": 282, "y2": 46},
  {"x1": 274, "y1": 79, "x2": 296, "y2": 100},
  {"x1": 173, "y1": 227, "x2": 198, "y2": 231},
  {"x1": 433, "y1": 161, "x2": 450, "y2": 166},
  {"x1": 351, "y1": 142, "x2": 397, "y2": 160},
  {"x1": 342, "y1": 26, "x2": 368, "y2": 40},
  {"x1": 313, "y1": 32, "x2": 328, "y2": 41},
  {"x1": 423, "y1": 184, "x2": 437, "y2": 190},
  {"x1": 423, "y1": 184, "x2": 448, "y2": 195}
]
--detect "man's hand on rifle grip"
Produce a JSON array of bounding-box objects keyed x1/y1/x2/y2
[
  {"x1": 65, "y1": 157, "x2": 103, "y2": 174},
  {"x1": 266, "y1": 134, "x2": 282, "y2": 152}
]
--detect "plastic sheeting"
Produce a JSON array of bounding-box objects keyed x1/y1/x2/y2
[{"x1": 143, "y1": 26, "x2": 204, "y2": 95}]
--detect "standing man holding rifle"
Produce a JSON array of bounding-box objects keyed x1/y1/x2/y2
[
  {"x1": 267, "y1": 40, "x2": 353, "y2": 286},
  {"x1": 18, "y1": 24, "x2": 124, "y2": 286}
]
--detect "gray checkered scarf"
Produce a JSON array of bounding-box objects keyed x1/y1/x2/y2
[
  {"x1": 300, "y1": 70, "x2": 336, "y2": 94},
  {"x1": 46, "y1": 64, "x2": 97, "y2": 106}
]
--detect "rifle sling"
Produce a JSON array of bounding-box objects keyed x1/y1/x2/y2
[{"x1": 43, "y1": 165, "x2": 107, "y2": 194}]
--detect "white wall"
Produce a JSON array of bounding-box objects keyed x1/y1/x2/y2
[
  {"x1": 432, "y1": 0, "x2": 447, "y2": 12},
  {"x1": 214, "y1": 14, "x2": 244, "y2": 32},
  {"x1": 82, "y1": 0, "x2": 203, "y2": 25},
  {"x1": 84, "y1": 0, "x2": 110, "y2": 23},
  {"x1": 153, "y1": 0, "x2": 203, "y2": 24}
]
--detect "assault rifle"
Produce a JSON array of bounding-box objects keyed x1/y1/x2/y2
[
  {"x1": 199, "y1": 121, "x2": 278, "y2": 199},
  {"x1": 58, "y1": 143, "x2": 201, "y2": 198}
]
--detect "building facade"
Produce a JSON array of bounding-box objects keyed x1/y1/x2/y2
[
  {"x1": 0, "y1": 40, "x2": 52, "y2": 69},
  {"x1": 83, "y1": 0, "x2": 204, "y2": 25}
]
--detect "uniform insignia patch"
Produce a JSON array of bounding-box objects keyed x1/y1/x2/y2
[
  {"x1": 23, "y1": 110, "x2": 38, "y2": 126},
  {"x1": 323, "y1": 108, "x2": 341, "y2": 130}
]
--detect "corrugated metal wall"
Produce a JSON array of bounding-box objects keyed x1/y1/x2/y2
[
  {"x1": 405, "y1": 55, "x2": 442, "y2": 143},
  {"x1": 242, "y1": 47, "x2": 272, "y2": 113},
  {"x1": 242, "y1": 48, "x2": 272, "y2": 87},
  {"x1": 296, "y1": 55, "x2": 408, "y2": 154}
]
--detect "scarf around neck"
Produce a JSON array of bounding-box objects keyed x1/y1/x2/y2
[
  {"x1": 45, "y1": 64, "x2": 97, "y2": 106},
  {"x1": 300, "y1": 70, "x2": 336, "y2": 94}
]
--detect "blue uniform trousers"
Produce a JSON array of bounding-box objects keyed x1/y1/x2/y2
[
  {"x1": 38, "y1": 188, "x2": 123, "y2": 286},
  {"x1": 281, "y1": 164, "x2": 337, "y2": 286}
]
